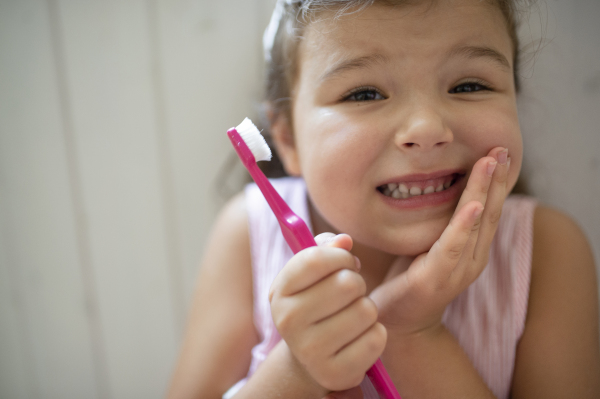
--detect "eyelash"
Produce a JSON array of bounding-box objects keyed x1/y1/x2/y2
[
  {"x1": 450, "y1": 79, "x2": 493, "y2": 94},
  {"x1": 340, "y1": 86, "x2": 386, "y2": 102}
]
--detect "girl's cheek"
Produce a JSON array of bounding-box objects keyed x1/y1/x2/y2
[{"x1": 464, "y1": 105, "x2": 521, "y2": 149}]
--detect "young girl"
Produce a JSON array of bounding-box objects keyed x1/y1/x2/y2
[{"x1": 168, "y1": 1, "x2": 600, "y2": 398}]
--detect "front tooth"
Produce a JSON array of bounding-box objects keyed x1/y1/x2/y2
[
  {"x1": 392, "y1": 189, "x2": 401, "y2": 199},
  {"x1": 436, "y1": 184, "x2": 444, "y2": 192},
  {"x1": 409, "y1": 186, "x2": 422, "y2": 196},
  {"x1": 401, "y1": 192, "x2": 409, "y2": 199},
  {"x1": 387, "y1": 183, "x2": 398, "y2": 191},
  {"x1": 399, "y1": 184, "x2": 409, "y2": 194},
  {"x1": 444, "y1": 181, "x2": 452, "y2": 189},
  {"x1": 423, "y1": 186, "x2": 435, "y2": 194}
]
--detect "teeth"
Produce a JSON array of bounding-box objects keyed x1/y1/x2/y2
[
  {"x1": 380, "y1": 176, "x2": 457, "y2": 199},
  {"x1": 409, "y1": 186, "x2": 422, "y2": 196}
]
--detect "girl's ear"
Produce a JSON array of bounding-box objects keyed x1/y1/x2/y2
[{"x1": 270, "y1": 112, "x2": 302, "y2": 176}]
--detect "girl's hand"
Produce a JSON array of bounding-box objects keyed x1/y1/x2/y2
[
  {"x1": 370, "y1": 147, "x2": 510, "y2": 337},
  {"x1": 269, "y1": 233, "x2": 387, "y2": 392}
]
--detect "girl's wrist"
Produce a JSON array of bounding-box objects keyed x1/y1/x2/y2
[
  {"x1": 272, "y1": 340, "x2": 329, "y2": 397},
  {"x1": 378, "y1": 313, "x2": 445, "y2": 341},
  {"x1": 238, "y1": 340, "x2": 328, "y2": 399},
  {"x1": 381, "y1": 322, "x2": 445, "y2": 360}
]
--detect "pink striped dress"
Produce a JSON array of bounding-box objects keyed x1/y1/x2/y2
[{"x1": 223, "y1": 177, "x2": 537, "y2": 399}]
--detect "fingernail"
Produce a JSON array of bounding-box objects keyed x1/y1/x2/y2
[
  {"x1": 354, "y1": 256, "x2": 361, "y2": 271},
  {"x1": 327, "y1": 233, "x2": 343, "y2": 245},
  {"x1": 487, "y1": 160, "x2": 497, "y2": 176},
  {"x1": 473, "y1": 204, "x2": 484, "y2": 218},
  {"x1": 498, "y1": 149, "x2": 508, "y2": 165}
]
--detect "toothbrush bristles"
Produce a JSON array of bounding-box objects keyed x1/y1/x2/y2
[{"x1": 236, "y1": 118, "x2": 272, "y2": 162}]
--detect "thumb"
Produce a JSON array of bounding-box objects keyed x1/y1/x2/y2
[
  {"x1": 382, "y1": 255, "x2": 415, "y2": 284},
  {"x1": 314, "y1": 233, "x2": 353, "y2": 252}
]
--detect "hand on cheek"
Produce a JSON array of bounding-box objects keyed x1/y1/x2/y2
[
  {"x1": 370, "y1": 147, "x2": 510, "y2": 337},
  {"x1": 269, "y1": 233, "x2": 387, "y2": 392}
]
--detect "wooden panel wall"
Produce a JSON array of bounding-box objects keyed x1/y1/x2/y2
[
  {"x1": 0, "y1": 0, "x2": 598, "y2": 398},
  {"x1": 0, "y1": 1, "x2": 101, "y2": 397},
  {"x1": 0, "y1": 0, "x2": 274, "y2": 397}
]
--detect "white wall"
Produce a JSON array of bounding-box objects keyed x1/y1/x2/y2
[
  {"x1": 0, "y1": 1, "x2": 597, "y2": 398},
  {"x1": 0, "y1": 0, "x2": 274, "y2": 398},
  {"x1": 518, "y1": 0, "x2": 600, "y2": 265}
]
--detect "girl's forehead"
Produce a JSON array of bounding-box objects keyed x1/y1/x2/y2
[{"x1": 298, "y1": 0, "x2": 512, "y2": 69}]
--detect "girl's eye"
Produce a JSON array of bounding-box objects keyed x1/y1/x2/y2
[
  {"x1": 342, "y1": 87, "x2": 385, "y2": 102},
  {"x1": 450, "y1": 81, "x2": 492, "y2": 94}
]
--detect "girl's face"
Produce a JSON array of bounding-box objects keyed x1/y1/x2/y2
[{"x1": 278, "y1": 0, "x2": 522, "y2": 256}]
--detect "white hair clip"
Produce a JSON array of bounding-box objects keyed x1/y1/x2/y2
[{"x1": 263, "y1": 0, "x2": 300, "y2": 62}]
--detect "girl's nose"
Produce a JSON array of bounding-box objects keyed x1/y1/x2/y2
[{"x1": 394, "y1": 108, "x2": 453, "y2": 151}]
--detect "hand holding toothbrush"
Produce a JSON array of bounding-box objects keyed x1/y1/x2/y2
[
  {"x1": 228, "y1": 118, "x2": 400, "y2": 398},
  {"x1": 269, "y1": 233, "x2": 386, "y2": 395}
]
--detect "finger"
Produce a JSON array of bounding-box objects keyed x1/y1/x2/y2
[
  {"x1": 309, "y1": 296, "x2": 378, "y2": 354},
  {"x1": 270, "y1": 246, "x2": 359, "y2": 300},
  {"x1": 330, "y1": 322, "x2": 387, "y2": 390},
  {"x1": 291, "y1": 268, "x2": 367, "y2": 325},
  {"x1": 315, "y1": 233, "x2": 354, "y2": 253},
  {"x1": 451, "y1": 148, "x2": 502, "y2": 262},
  {"x1": 473, "y1": 148, "x2": 510, "y2": 261},
  {"x1": 381, "y1": 256, "x2": 413, "y2": 284},
  {"x1": 315, "y1": 233, "x2": 356, "y2": 270},
  {"x1": 315, "y1": 232, "x2": 337, "y2": 246},
  {"x1": 421, "y1": 201, "x2": 484, "y2": 286},
  {"x1": 453, "y1": 153, "x2": 498, "y2": 218}
]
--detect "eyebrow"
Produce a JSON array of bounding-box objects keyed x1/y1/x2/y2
[
  {"x1": 319, "y1": 53, "x2": 389, "y2": 82},
  {"x1": 449, "y1": 45, "x2": 511, "y2": 70}
]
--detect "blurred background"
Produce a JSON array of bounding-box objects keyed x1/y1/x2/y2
[{"x1": 0, "y1": 0, "x2": 598, "y2": 398}]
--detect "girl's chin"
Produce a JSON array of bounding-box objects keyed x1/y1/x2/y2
[
  {"x1": 386, "y1": 241, "x2": 438, "y2": 257},
  {"x1": 309, "y1": 200, "x2": 451, "y2": 256},
  {"x1": 357, "y1": 229, "x2": 444, "y2": 257}
]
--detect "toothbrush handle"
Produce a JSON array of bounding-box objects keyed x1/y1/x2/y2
[
  {"x1": 246, "y1": 162, "x2": 317, "y2": 252},
  {"x1": 366, "y1": 359, "x2": 402, "y2": 399}
]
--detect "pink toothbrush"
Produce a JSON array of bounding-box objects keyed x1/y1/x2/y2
[{"x1": 227, "y1": 118, "x2": 401, "y2": 399}]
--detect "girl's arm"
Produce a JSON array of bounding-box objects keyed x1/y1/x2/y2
[
  {"x1": 511, "y1": 206, "x2": 600, "y2": 398},
  {"x1": 375, "y1": 207, "x2": 600, "y2": 399},
  {"x1": 167, "y1": 193, "x2": 259, "y2": 399},
  {"x1": 167, "y1": 194, "x2": 373, "y2": 399}
]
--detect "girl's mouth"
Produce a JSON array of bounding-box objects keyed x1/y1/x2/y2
[{"x1": 377, "y1": 173, "x2": 463, "y2": 199}]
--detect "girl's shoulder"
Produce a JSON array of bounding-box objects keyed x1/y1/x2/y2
[
  {"x1": 206, "y1": 190, "x2": 251, "y2": 262},
  {"x1": 531, "y1": 204, "x2": 595, "y2": 277},
  {"x1": 510, "y1": 203, "x2": 600, "y2": 397},
  {"x1": 167, "y1": 191, "x2": 258, "y2": 398}
]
